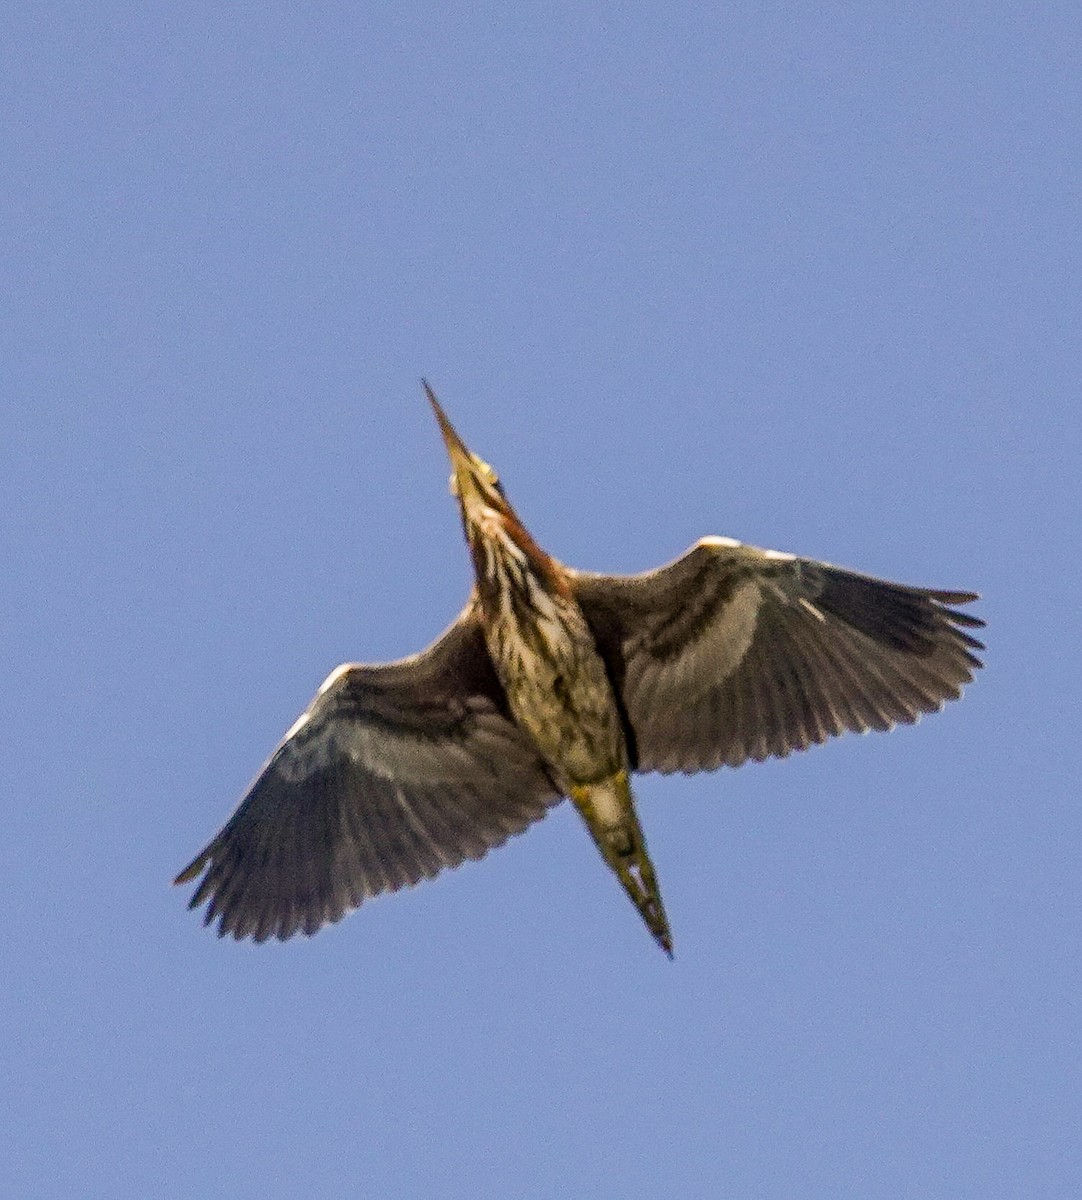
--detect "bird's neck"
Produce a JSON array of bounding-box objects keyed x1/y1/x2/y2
[{"x1": 470, "y1": 511, "x2": 572, "y2": 626}]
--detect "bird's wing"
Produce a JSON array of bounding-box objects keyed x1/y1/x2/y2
[
  {"x1": 570, "y1": 537, "x2": 983, "y2": 774},
  {"x1": 175, "y1": 607, "x2": 562, "y2": 941}
]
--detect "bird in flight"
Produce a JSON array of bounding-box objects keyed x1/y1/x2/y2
[{"x1": 176, "y1": 383, "x2": 983, "y2": 955}]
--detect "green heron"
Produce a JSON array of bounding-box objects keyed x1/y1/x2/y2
[{"x1": 176, "y1": 383, "x2": 983, "y2": 956}]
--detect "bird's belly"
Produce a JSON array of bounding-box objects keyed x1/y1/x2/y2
[{"x1": 486, "y1": 600, "x2": 624, "y2": 784}]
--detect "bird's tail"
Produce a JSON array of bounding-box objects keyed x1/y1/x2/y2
[{"x1": 571, "y1": 771, "x2": 673, "y2": 958}]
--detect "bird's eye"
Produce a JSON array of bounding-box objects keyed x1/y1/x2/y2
[{"x1": 447, "y1": 460, "x2": 502, "y2": 500}]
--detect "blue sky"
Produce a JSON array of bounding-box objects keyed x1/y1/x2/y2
[{"x1": 4, "y1": 4, "x2": 1079, "y2": 1197}]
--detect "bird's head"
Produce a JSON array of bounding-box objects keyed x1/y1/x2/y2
[
  {"x1": 424, "y1": 380, "x2": 514, "y2": 535},
  {"x1": 423, "y1": 380, "x2": 566, "y2": 606}
]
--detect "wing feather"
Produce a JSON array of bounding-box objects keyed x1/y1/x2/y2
[
  {"x1": 175, "y1": 607, "x2": 562, "y2": 941},
  {"x1": 571, "y1": 538, "x2": 983, "y2": 775}
]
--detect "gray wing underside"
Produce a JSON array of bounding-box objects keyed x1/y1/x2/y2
[
  {"x1": 571, "y1": 537, "x2": 984, "y2": 774},
  {"x1": 175, "y1": 609, "x2": 561, "y2": 942}
]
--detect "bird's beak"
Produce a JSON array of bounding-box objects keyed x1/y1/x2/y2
[
  {"x1": 424, "y1": 380, "x2": 470, "y2": 464},
  {"x1": 423, "y1": 380, "x2": 490, "y2": 503}
]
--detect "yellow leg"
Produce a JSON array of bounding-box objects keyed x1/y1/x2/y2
[{"x1": 571, "y1": 773, "x2": 673, "y2": 958}]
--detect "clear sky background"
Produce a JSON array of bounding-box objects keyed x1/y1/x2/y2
[{"x1": 4, "y1": 5, "x2": 1079, "y2": 1198}]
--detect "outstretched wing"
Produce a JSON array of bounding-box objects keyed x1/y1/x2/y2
[
  {"x1": 571, "y1": 537, "x2": 983, "y2": 774},
  {"x1": 175, "y1": 607, "x2": 561, "y2": 941}
]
